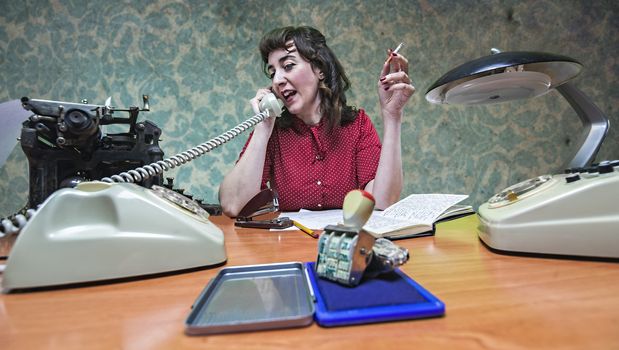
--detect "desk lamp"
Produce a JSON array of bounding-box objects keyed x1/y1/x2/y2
[
  {"x1": 425, "y1": 49, "x2": 609, "y2": 168},
  {"x1": 425, "y1": 50, "x2": 619, "y2": 259}
]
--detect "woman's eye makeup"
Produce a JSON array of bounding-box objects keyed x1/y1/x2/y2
[{"x1": 267, "y1": 62, "x2": 295, "y2": 79}]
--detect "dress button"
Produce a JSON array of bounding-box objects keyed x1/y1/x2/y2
[
  {"x1": 317, "y1": 203, "x2": 322, "y2": 208},
  {"x1": 317, "y1": 180, "x2": 322, "y2": 185}
]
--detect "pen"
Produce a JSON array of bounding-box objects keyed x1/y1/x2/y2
[{"x1": 292, "y1": 220, "x2": 319, "y2": 239}]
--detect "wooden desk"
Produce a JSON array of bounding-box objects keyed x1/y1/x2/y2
[{"x1": 1, "y1": 215, "x2": 618, "y2": 349}]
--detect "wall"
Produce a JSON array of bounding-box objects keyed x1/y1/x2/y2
[{"x1": 1, "y1": 0, "x2": 617, "y2": 216}]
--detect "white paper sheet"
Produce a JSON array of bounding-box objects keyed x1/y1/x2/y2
[{"x1": 0, "y1": 100, "x2": 30, "y2": 167}]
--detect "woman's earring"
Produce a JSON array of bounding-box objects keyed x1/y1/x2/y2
[{"x1": 319, "y1": 80, "x2": 328, "y2": 91}]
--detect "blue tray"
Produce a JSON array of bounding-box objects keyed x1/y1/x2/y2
[{"x1": 305, "y1": 262, "x2": 445, "y2": 327}]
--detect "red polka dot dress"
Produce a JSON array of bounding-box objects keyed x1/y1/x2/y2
[{"x1": 239, "y1": 109, "x2": 381, "y2": 211}]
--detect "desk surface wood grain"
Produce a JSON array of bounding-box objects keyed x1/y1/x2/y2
[{"x1": 1, "y1": 215, "x2": 618, "y2": 350}]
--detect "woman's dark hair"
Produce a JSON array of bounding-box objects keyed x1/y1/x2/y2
[{"x1": 259, "y1": 26, "x2": 357, "y2": 131}]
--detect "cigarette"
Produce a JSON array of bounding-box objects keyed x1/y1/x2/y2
[
  {"x1": 393, "y1": 42, "x2": 403, "y2": 54},
  {"x1": 386, "y1": 42, "x2": 404, "y2": 64}
]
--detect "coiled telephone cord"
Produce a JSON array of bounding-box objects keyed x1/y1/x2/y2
[
  {"x1": 1, "y1": 209, "x2": 37, "y2": 238},
  {"x1": 100, "y1": 110, "x2": 270, "y2": 184},
  {"x1": 0, "y1": 110, "x2": 271, "y2": 236}
]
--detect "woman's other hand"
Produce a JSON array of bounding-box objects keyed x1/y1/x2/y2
[{"x1": 377, "y1": 51, "x2": 415, "y2": 120}]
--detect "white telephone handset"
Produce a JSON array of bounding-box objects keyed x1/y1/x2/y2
[
  {"x1": 1, "y1": 94, "x2": 283, "y2": 292},
  {"x1": 259, "y1": 92, "x2": 284, "y2": 117}
]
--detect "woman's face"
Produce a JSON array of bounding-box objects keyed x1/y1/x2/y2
[{"x1": 266, "y1": 42, "x2": 322, "y2": 119}]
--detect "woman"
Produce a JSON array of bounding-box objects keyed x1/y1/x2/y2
[{"x1": 219, "y1": 26, "x2": 415, "y2": 217}]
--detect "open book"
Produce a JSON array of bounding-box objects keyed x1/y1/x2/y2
[
  {"x1": 278, "y1": 194, "x2": 474, "y2": 239},
  {"x1": 362, "y1": 194, "x2": 474, "y2": 239}
]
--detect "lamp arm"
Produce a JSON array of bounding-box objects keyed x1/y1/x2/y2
[{"x1": 556, "y1": 82, "x2": 609, "y2": 169}]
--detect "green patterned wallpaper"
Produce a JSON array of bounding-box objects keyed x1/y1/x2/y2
[{"x1": 1, "y1": 0, "x2": 617, "y2": 217}]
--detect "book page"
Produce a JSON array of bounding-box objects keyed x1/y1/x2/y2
[
  {"x1": 275, "y1": 193, "x2": 468, "y2": 233},
  {"x1": 277, "y1": 209, "x2": 420, "y2": 235},
  {"x1": 380, "y1": 194, "x2": 469, "y2": 225},
  {"x1": 437, "y1": 204, "x2": 474, "y2": 220},
  {"x1": 363, "y1": 214, "x2": 419, "y2": 234}
]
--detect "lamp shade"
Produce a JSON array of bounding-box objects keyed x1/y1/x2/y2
[{"x1": 426, "y1": 51, "x2": 583, "y2": 105}]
